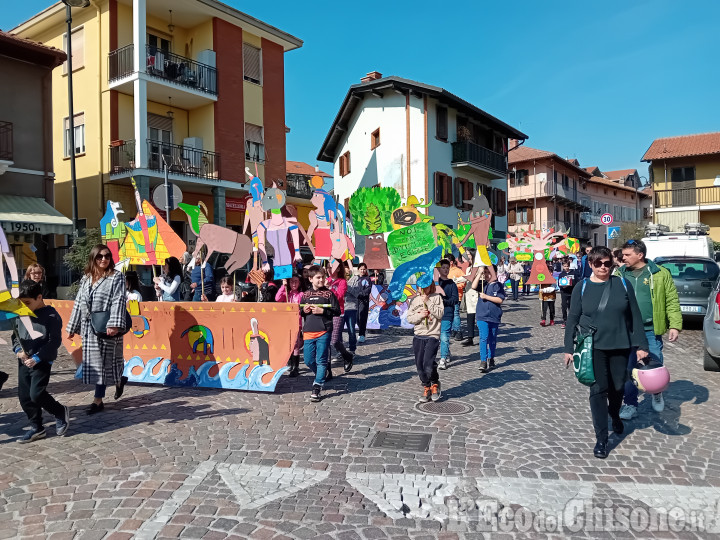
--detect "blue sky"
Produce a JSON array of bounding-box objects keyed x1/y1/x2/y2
[{"x1": 6, "y1": 1, "x2": 720, "y2": 183}]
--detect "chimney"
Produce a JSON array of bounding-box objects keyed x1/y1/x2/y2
[
  {"x1": 315, "y1": 165, "x2": 320, "y2": 173},
  {"x1": 361, "y1": 71, "x2": 383, "y2": 83}
]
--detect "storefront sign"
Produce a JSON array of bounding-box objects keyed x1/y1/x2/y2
[
  {"x1": 226, "y1": 198, "x2": 246, "y2": 212},
  {"x1": 2, "y1": 221, "x2": 42, "y2": 234}
]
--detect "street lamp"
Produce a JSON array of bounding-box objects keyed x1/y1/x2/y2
[{"x1": 62, "y1": 0, "x2": 90, "y2": 238}]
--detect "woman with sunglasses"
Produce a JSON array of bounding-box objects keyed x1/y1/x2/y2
[
  {"x1": 66, "y1": 245, "x2": 128, "y2": 414},
  {"x1": 563, "y1": 246, "x2": 649, "y2": 459}
]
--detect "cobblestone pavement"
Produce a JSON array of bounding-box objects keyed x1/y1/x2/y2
[{"x1": 1, "y1": 297, "x2": 719, "y2": 539}]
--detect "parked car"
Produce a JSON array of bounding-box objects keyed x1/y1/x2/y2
[
  {"x1": 654, "y1": 256, "x2": 719, "y2": 319},
  {"x1": 703, "y1": 276, "x2": 720, "y2": 371}
]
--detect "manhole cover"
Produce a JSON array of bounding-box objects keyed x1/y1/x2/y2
[
  {"x1": 369, "y1": 431, "x2": 431, "y2": 452},
  {"x1": 415, "y1": 400, "x2": 474, "y2": 416}
]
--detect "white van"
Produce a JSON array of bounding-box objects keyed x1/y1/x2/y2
[{"x1": 643, "y1": 223, "x2": 714, "y2": 261}]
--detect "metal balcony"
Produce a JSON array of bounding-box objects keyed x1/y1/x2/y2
[
  {"x1": 286, "y1": 174, "x2": 313, "y2": 199},
  {"x1": 109, "y1": 139, "x2": 220, "y2": 181},
  {"x1": 108, "y1": 44, "x2": 218, "y2": 96},
  {"x1": 655, "y1": 186, "x2": 720, "y2": 208},
  {"x1": 451, "y1": 141, "x2": 507, "y2": 179}
]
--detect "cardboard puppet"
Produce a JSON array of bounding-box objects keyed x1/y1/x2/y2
[{"x1": 348, "y1": 186, "x2": 402, "y2": 270}]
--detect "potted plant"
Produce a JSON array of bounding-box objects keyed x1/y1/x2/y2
[{"x1": 457, "y1": 125, "x2": 472, "y2": 142}]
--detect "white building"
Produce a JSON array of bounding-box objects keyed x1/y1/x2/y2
[{"x1": 317, "y1": 72, "x2": 527, "y2": 250}]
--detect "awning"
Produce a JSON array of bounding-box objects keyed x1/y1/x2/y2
[{"x1": 0, "y1": 195, "x2": 74, "y2": 235}]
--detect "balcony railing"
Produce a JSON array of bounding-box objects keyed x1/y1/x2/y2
[
  {"x1": 655, "y1": 186, "x2": 720, "y2": 208},
  {"x1": 0, "y1": 121, "x2": 13, "y2": 161},
  {"x1": 451, "y1": 141, "x2": 506, "y2": 174},
  {"x1": 109, "y1": 139, "x2": 134, "y2": 174},
  {"x1": 508, "y1": 180, "x2": 589, "y2": 210},
  {"x1": 108, "y1": 44, "x2": 134, "y2": 82},
  {"x1": 108, "y1": 44, "x2": 218, "y2": 95},
  {"x1": 286, "y1": 174, "x2": 313, "y2": 199},
  {"x1": 147, "y1": 140, "x2": 219, "y2": 180},
  {"x1": 109, "y1": 139, "x2": 220, "y2": 180}
]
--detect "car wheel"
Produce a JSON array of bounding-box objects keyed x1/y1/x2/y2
[{"x1": 704, "y1": 349, "x2": 720, "y2": 372}]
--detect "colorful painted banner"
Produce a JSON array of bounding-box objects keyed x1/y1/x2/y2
[
  {"x1": 367, "y1": 284, "x2": 419, "y2": 330},
  {"x1": 52, "y1": 301, "x2": 299, "y2": 392}
]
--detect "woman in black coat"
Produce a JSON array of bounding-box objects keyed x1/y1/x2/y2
[{"x1": 563, "y1": 246, "x2": 649, "y2": 459}]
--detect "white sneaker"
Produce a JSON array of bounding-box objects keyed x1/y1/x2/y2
[
  {"x1": 619, "y1": 404, "x2": 637, "y2": 420},
  {"x1": 438, "y1": 358, "x2": 448, "y2": 370},
  {"x1": 358, "y1": 336, "x2": 366, "y2": 344},
  {"x1": 652, "y1": 393, "x2": 665, "y2": 412}
]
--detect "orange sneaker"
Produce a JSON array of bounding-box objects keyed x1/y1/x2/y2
[
  {"x1": 419, "y1": 386, "x2": 431, "y2": 403},
  {"x1": 430, "y1": 382, "x2": 442, "y2": 402}
]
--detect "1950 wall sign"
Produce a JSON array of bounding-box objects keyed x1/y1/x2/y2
[{"x1": 2, "y1": 222, "x2": 42, "y2": 234}]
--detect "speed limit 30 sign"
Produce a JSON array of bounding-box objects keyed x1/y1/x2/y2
[{"x1": 601, "y1": 213, "x2": 613, "y2": 225}]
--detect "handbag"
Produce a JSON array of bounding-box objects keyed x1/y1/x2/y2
[
  {"x1": 88, "y1": 277, "x2": 132, "y2": 339},
  {"x1": 572, "y1": 278, "x2": 612, "y2": 386}
]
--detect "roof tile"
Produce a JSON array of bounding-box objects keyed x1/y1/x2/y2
[
  {"x1": 642, "y1": 132, "x2": 720, "y2": 161},
  {"x1": 286, "y1": 161, "x2": 332, "y2": 177}
]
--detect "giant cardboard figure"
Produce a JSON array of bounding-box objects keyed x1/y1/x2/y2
[{"x1": 348, "y1": 187, "x2": 402, "y2": 270}]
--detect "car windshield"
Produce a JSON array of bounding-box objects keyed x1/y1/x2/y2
[{"x1": 656, "y1": 258, "x2": 720, "y2": 281}]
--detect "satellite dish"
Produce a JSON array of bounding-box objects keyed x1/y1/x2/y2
[{"x1": 152, "y1": 183, "x2": 183, "y2": 211}]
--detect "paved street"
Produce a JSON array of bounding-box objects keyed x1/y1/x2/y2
[{"x1": 1, "y1": 297, "x2": 718, "y2": 539}]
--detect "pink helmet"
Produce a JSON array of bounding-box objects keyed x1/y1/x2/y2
[{"x1": 631, "y1": 364, "x2": 670, "y2": 394}]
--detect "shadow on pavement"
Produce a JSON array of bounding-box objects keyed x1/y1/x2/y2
[
  {"x1": 0, "y1": 386, "x2": 250, "y2": 442},
  {"x1": 622, "y1": 379, "x2": 708, "y2": 438},
  {"x1": 445, "y1": 369, "x2": 533, "y2": 399}
]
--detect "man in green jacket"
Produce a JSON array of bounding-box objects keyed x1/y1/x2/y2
[{"x1": 619, "y1": 239, "x2": 682, "y2": 419}]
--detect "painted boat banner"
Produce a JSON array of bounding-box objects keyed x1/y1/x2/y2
[{"x1": 51, "y1": 301, "x2": 299, "y2": 392}]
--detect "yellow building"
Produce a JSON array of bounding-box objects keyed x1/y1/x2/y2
[
  {"x1": 12, "y1": 0, "x2": 302, "y2": 248},
  {"x1": 642, "y1": 132, "x2": 720, "y2": 239}
]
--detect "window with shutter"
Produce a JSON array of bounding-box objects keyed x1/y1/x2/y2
[
  {"x1": 243, "y1": 43, "x2": 262, "y2": 84},
  {"x1": 436, "y1": 106, "x2": 448, "y2": 141},
  {"x1": 245, "y1": 123, "x2": 265, "y2": 162},
  {"x1": 495, "y1": 189, "x2": 507, "y2": 217},
  {"x1": 463, "y1": 180, "x2": 474, "y2": 211},
  {"x1": 454, "y1": 177, "x2": 462, "y2": 209},
  {"x1": 435, "y1": 172, "x2": 451, "y2": 206},
  {"x1": 371, "y1": 128, "x2": 380, "y2": 150},
  {"x1": 63, "y1": 112, "x2": 85, "y2": 157},
  {"x1": 508, "y1": 208, "x2": 516, "y2": 226},
  {"x1": 340, "y1": 152, "x2": 351, "y2": 177},
  {"x1": 63, "y1": 26, "x2": 85, "y2": 74},
  {"x1": 527, "y1": 206, "x2": 534, "y2": 224}
]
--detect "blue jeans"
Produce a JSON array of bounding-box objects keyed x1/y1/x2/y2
[
  {"x1": 624, "y1": 330, "x2": 664, "y2": 406},
  {"x1": 94, "y1": 384, "x2": 106, "y2": 399},
  {"x1": 304, "y1": 332, "x2": 331, "y2": 387},
  {"x1": 477, "y1": 321, "x2": 499, "y2": 362},
  {"x1": 344, "y1": 309, "x2": 358, "y2": 351},
  {"x1": 440, "y1": 319, "x2": 452, "y2": 359},
  {"x1": 510, "y1": 279, "x2": 519, "y2": 301},
  {"x1": 452, "y1": 304, "x2": 461, "y2": 333}
]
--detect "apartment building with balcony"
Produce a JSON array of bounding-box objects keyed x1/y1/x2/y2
[
  {"x1": 508, "y1": 145, "x2": 648, "y2": 245},
  {"x1": 642, "y1": 132, "x2": 720, "y2": 239},
  {"x1": 0, "y1": 30, "x2": 71, "y2": 287},
  {"x1": 12, "y1": 0, "x2": 301, "y2": 244},
  {"x1": 318, "y1": 72, "x2": 527, "y2": 245},
  {"x1": 507, "y1": 145, "x2": 592, "y2": 241}
]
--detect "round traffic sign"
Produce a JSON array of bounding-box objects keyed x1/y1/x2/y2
[
  {"x1": 601, "y1": 213, "x2": 613, "y2": 225},
  {"x1": 153, "y1": 183, "x2": 183, "y2": 211}
]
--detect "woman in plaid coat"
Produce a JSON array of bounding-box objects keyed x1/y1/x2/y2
[{"x1": 67, "y1": 244, "x2": 128, "y2": 414}]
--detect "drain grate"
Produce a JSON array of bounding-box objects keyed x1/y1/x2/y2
[
  {"x1": 369, "y1": 431, "x2": 432, "y2": 452},
  {"x1": 415, "y1": 400, "x2": 474, "y2": 416}
]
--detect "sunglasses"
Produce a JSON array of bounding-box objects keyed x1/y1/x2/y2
[
  {"x1": 592, "y1": 260, "x2": 613, "y2": 269},
  {"x1": 95, "y1": 253, "x2": 112, "y2": 260}
]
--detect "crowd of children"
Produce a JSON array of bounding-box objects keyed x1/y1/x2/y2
[{"x1": 0, "y1": 249, "x2": 595, "y2": 440}]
